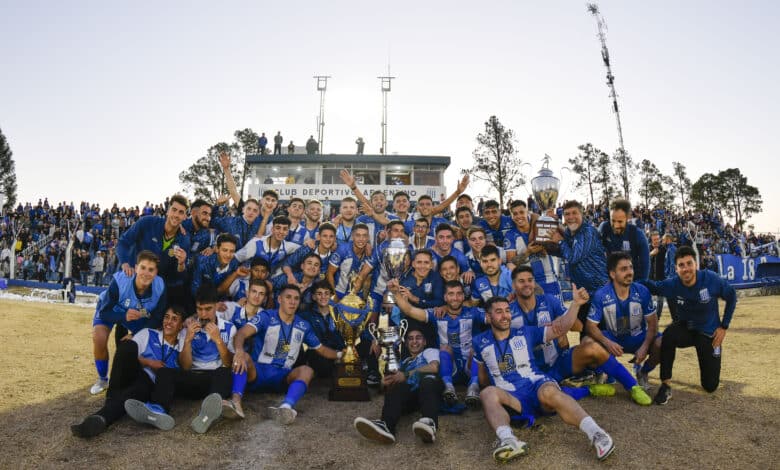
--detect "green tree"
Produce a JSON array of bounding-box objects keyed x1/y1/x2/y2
[
  {"x1": 671, "y1": 161, "x2": 692, "y2": 211},
  {"x1": 179, "y1": 142, "x2": 241, "y2": 203},
  {"x1": 464, "y1": 116, "x2": 524, "y2": 209},
  {"x1": 715, "y1": 168, "x2": 762, "y2": 229},
  {"x1": 568, "y1": 143, "x2": 599, "y2": 206},
  {"x1": 689, "y1": 172, "x2": 720, "y2": 214},
  {"x1": 178, "y1": 128, "x2": 259, "y2": 203},
  {"x1": 0, "y1": 127, "x2": 17, "y2": 211},
  {"x1": 637, "y1": 159, "x2": 674, "y2": 209},
  {"x1": 593, "y1": 148, "x2": 617, "y2": 206}
]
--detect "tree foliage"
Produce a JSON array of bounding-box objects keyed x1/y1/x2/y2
[
  {"x1": 179, "y1": 129, "x2": 259, "y2": 203},
  {"x1": 671, "y1": 161, "x2": 692, "y2": 211},
  {"x1": 0, "y1": 127, "x2": 17, "y2": 211},
  {"x1": 464, "y1": 116, "x2": 524, "y2": 209},
  {"x1": 637, "y1": 159, "x2": 674, "y2": 209},
  {"x1": 690, "y1": 168, "x2": 762, "y2": 229},
  {"x1": 592, "y1": 148, "x2": 617, "y2": 206},
  {"x1": 568, "y1": 143, "x2": 599, "y2": 206}
]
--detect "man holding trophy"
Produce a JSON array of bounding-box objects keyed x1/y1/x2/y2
[{"x1": 354, "y1": 327, "x2": 442, "y2": 444}]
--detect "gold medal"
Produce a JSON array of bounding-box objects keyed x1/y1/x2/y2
[
  {"x1": 281, "y1": 342, "x2": 291, "y2": 353},
  {"x1": 168, "y1": 248, "x2": 175, "y2": 257},
  {"x1": 498, "y1": 361, "x2": 509, "y2": 373}
]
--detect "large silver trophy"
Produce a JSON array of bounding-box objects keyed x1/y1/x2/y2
[
  {"x1": 381, "y1": 238, "x2": 408, "y2": 308},
  {"x1": 368, "y1": 319, "x2": 408, "y2": 373},
  {"x1": 530, "y1": 155, "x2": 561, "y2": 242}
]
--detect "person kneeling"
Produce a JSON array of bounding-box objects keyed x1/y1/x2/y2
[{"x1": 354, "y1": 328, "x2": 443, "y2": 444}]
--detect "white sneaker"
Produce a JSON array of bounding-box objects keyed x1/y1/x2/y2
[
  {"x1": 465, "y1": 383, "x2": 480, "y2": 408},
  {"x1": 412, "y1": 417, "x2": 436, "y2": 443},
  {"x1": 190, "y1": 393, "x2": 223, "y2": 434},
  {"x1": 268, "y1": 405, "x2": 297, "y2": 425},
  {"x1": 492, "y1": 437, "x2": 529, "y2": 463},
  {"x1": 592, "y1": 430, "x2": 615, "y2": 461},
  {"x1": 89, "y1": 379, "x2": 109, "y2": 395}
]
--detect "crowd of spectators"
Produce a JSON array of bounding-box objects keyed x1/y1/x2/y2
[{"x1": 2, "y1": 194, "x2": 776, "y2": 283}]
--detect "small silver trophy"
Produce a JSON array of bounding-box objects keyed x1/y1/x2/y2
[
  {"x1": 531, "y1": 155, "x2": 562, "y2": 242},
  {"x1": 368, "y1": 319, "x2": 408, "y2": 373},
  {"x1": 381, "y1": 238, "x2": 408, "y2": 307}
]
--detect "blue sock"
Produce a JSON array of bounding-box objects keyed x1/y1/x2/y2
[
  {"x1": 469, "y1": 360, "x2": 479, "y2": 385},
  {"x1": 596, "y1": 356, "x2": 637, "y2": 390},
  {"x1": 231, "y1": 370, "x2": 248, "y2": 397},
  {"x1": 562, "y1": 386, "x2": 589, "y2": 401},
  {"x1": 283, "y1": 380, "x2": 308, "y2": 407},
  {"x1": 439, "y1": 351, "x2": 454, "y2": 385},
  {"x1": 95, "y1": 359, "x2": 109, "y2": 380}
]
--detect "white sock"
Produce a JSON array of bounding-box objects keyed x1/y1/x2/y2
[
  {"x1": 579, "y1": 416, "x2": 602, "y2": 441},
  {"x1": 279, "y1": 403, "x2": 292, "y2": 409},
  {"x1": 496, "y1": 425, "x2": 514, "y2": 441}
]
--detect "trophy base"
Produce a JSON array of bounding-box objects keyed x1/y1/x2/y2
[
  {"x1": 534, "y1": 217, "x2": 559, "y2": 243},
  {"x1": 328, "y1": 362, "x2": 371, "y2": 401}
]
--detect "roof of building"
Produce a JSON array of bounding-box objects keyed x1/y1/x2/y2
[{"x1": 246, "y1": 154, "x2": 451, "y2": 166}]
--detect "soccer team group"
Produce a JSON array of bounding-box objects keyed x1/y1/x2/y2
[{"x1": 70, "y1": 154, "x2": 737, "y2": 464}]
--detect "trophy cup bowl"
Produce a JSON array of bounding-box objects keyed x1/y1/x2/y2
[
  {"x1": 368, "y1": 319, "x2": 408, "y2": 374},
  {"x1": 531, "y1": 165, "x2": 561, "y2": 243},
  {"x1": 328, "y1": 288, "x2": 373, "y2": 402},
  {"x1": 381, "y1": 238, "x2": 408, "y2": 307}
]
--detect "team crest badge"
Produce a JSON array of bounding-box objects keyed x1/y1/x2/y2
[{"x1": 699, "y1": 289, "x2": 711, "y2": 302}]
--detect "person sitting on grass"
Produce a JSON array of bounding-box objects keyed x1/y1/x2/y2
[{"x1": 71, "y1": 306, "x2": 185, "y2": 438}]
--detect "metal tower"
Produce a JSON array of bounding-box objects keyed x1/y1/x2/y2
[
  {"x1": 313, "y1": 75, "x2": 331, "y2": 154},
  {"x1": 587, "y1": 3, "x2": 629, "y2": 198},
  {"x1": 378, "y1": 74, "x2": 395, "y2": 154}
]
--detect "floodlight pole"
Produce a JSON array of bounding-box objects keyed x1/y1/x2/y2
[
  {"x1": 378, "y1": 75, "x2": 395, "y2": 155},
  {"x1": 314, "y1": 75, "x2": 331, "y2": 154}
]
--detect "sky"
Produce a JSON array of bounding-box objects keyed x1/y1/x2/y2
[{"x1": 1, "y1": 1, "x2": 777, "y2": 232}]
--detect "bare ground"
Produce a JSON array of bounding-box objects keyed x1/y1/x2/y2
[{"x1": 0, "y1": 294, "x2": 778, "y2": 470}]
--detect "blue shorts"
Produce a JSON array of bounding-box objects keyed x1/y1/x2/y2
[
  {"x1": 602, "y1": 331, "x2": 662, "y2": 354},
  {"x1": 450, "y1": 355, "x2": 472, "y2": 385},
  {"x1": 247, "y1": 363, "x2": 291, "y2": 393},
  {"x1": 546, "y1": 348, "x2": 574, "y2": 383},
  {"x1": 92, "y1": 309, "x2": 114, "y2": 330},
  {"x1": 506, "y1": 376, "x2": 559, "y2": 419}
]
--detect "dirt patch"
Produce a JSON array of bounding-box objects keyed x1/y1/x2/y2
[{"x1": 1, "y1": 295, "x2": 778, "y2": 469}]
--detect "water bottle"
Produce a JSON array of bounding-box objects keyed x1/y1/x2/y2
[{"x1": 712, "y1": 346, "x2": 721, "y2": 358}]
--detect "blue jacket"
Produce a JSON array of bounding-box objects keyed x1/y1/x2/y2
[
  {"x1": 191, "y1": 253, "x2": 240, "y2": 297},
  {"x1": 116, "y1": 216, "x2": 191, "y2": 287},
  {"x1": 558, "y1": 222, "x2": 608, "y2": 294},
  {"x1": 98, "y1": 272, "x2": 167, "y2": 332},
  {"x1": 598, "y1": 222, "x2": 651, "y2": 281},
  {"x1": 664, "y1": 243, "x2": 677, "y2": 279}
]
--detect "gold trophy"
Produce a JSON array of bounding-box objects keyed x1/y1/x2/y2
[{"x1": 328, "y1": 277, "x2": 374, "y2": 401}]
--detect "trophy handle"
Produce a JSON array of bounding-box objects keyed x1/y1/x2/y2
[
  {"x1": 559, "y1": 166, "x2": 572, "y2": 201},
  {"x1": 399, "y1": 319, "x2": 408, "y2": 340},
  {"x1": 367, "y1": 322, "x2": 378, "y2": 341}
]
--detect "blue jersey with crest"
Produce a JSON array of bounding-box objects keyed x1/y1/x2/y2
[
  {"x1": 425, "y1": 307, "x2": 486, "y2": 364},
  {"x1": 247, "y1": 309, "x2": 321, "y2": 370},
  {"x1": 471, "y1": 266, "x2": 513, "y2": 303},
  {"x1": 400, "y1": 348, "x2": 440, "y2": 391},
  {"x1": 478, "y1": 215, "x2": 514, "y2": 246},
  {"x1": 132, "y1": 328, "x2": 182, "y2": 382},
  {"x1": 588, "y1": 283, "x2": 656, "y2": 338},
  {"x1": 473, "y1": 327, "x2": 552, "y2": 393},
  {"x1": 179, "y1": 317, "x2": 236, "y2": 370},
  {"x1": 510, "y1": 295, "x2": 567, "y2": 369},
  {"x1": 330, "y1": 243, "x2": 370, "y2": 298},
  {"x1": 235, "y1": 236, "x2": 301, "y2": 277},
  {"x1": 97, "y1": 271, "x2": 166, "y2": 333}
]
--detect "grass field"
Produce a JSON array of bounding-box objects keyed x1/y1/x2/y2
[{"x1": 0, "y1": 294, "x2": 778, "y2": 469}]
